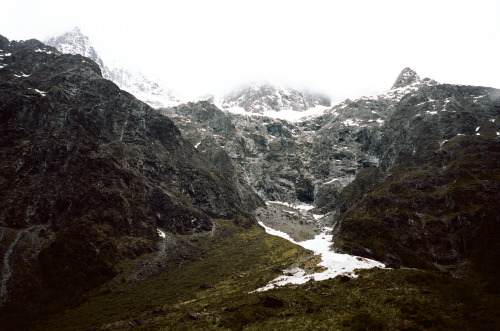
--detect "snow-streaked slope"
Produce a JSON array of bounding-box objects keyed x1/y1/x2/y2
[
  {"x1": 46, "y1": 27, "x2": 100, "y2": 63},
  {"x1": 223, "y1": 104, "x2": 331, "y2": 122}
]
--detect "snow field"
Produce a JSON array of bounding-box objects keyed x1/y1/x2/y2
[{"x1": 255, "y1": 220, "x2": 385, "y2": 292}]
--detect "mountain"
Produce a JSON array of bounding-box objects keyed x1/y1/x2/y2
[
  {"x1": 330, "y1": 81, "x2": 500, "y2": 273},
  {"x1": 216, "y1": 83, "x2": 331, "y2": 114},
  {"x1": 163, "y1": 67, "x2": 500, "y2": 277},
  {"x1": 45, "y1": 28, "x2": 335, "y2": 116},
  {"x1": 163, "y1": 68, "x2": 439, "y2": 212},
  {"x1": 45, "y1": 27, "x2": 179, "y2": 108},
  {"x1": 0, "y1": 34, "x2": 260, "y2": 308},
  {"x1": 1, "y1": 31, "x2": 499, "y2": 330}
]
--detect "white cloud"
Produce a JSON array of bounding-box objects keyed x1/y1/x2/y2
[{"x1": 1, "y1": 0, "x2": 499, "y2": 101}]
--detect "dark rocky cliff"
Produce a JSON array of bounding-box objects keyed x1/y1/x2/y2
[
  {"x1": 330, "y1": 82, "x2": 500, "y2": 277},
  {"x1": 0, "y1": 35, "x2": 256, "y2": 304}
]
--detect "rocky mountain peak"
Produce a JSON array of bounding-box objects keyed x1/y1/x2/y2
[
  {"x1": 46, "y1": 28, "x2": 179, "y2": 108},
  {"x1": 217, "y1": 83, "x2": 331, "y2": 114},
  {"x1": 391, "y1": 67, "x2": 421, "y2": 89},
  {"x1": 46, "y1": 27, "x2": 100, "y2": 65}
]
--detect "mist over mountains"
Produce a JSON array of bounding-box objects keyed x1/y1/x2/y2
[
  {"x1": 45, "y1": 27, "x2": 180, "y2": 108},
  {"x1": 44, "y1": 28, "x2": 338, "y2": 113}
]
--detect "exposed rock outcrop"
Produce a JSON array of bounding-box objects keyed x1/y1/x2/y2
[{"x1": 330, "y1": 82, "x2": 500, "y2": 275}]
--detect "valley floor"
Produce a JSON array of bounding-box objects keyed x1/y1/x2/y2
[{"x1": 8, "y1": 218, "x2": 497, "y2": 331}]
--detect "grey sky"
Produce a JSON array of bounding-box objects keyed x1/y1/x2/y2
[{"x1": 2, "y1": 0, "x2": 499, "y2": 102}]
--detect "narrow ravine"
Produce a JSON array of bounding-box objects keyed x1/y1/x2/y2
[
  {"x1": 0, "y1": 227, "x2": 35, "y2": 305},
  {"x1": 256, "y1": 205, "x2": 384, "y2": 292}
]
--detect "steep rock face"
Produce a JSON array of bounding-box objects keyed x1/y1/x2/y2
[
  {"x1": 0, "y1": 36, "x2": 254, "y2": 303},
  {"x1": 163, "y1": 104, "x2": 311, "y2": 203},
  {"x1": 46, "y1": 27, "x2": 179, "y2": 108},
  {"x1": 162, "y1": 69, "x2": 438, "y2": 207},
  {"x1": 330, "y1": 82, "x2": 500, "y2": 275},
  {"x1": 164, "y1": 101, "x2": 265, "y2": 212}
]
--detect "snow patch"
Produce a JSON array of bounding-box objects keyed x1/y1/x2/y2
[
  {"x1": 34, "y1": 48, "x2": 53, "y2": 54},
  {"x1": 30, "y1": 88, "x2": 47, "y2": 97},
  {"x1": 14, "y1": 72, "x2": 30, "y2": 78},
  {"x1": 323, "y1": 178, "x2": 339, "y2": 185},
  {"x1": 157, "y1": 229, "x2": 166, "y2": 238},
  {"x1": 283, "y1": 210, "x2": 296, "y2": 215},
  {"x1": 224, "y1": 105, "x2": 329, "y2": 122},
  {"x1": 255, "y1": 222, "x2": 384, "y2": 292},
  {"x1": 343, "y1": 119, "x2": 362, "y2": 127},
  {"x1": 266, "y1": 201, "x2": 314, "y2": 212}
]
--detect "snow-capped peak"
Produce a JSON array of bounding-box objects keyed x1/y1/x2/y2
[
  {"x1": 46, "y1": 27, "x2": 102, "y2": 66},
  {"x1": 391, "y1": 67, "x2": 421, "y2": 90},
  {"x1": 391, "y1": 67, "x2": 428, "y2": 90},
  {"x1": 46, "y1": 28, "x2": 180, "y2": 108},
  {"x1": 215, "y1": 83, "x2": 331, "y2": 118}
]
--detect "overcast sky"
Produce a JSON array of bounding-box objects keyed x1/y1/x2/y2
[{"x1": 2, "y1": 0, "x2": 499, "y2": 102}]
